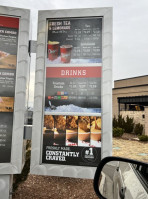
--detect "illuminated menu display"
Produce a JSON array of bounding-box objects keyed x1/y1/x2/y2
[
  {"x1": 0, "y1": 16, "x2": 19, "y2": 163},
  {"x1": 42, "y1": 17, "x2": 102, "y2": 167}
]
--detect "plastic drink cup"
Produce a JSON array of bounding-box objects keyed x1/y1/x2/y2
[
  {"x1": 48, "y1": 41, "x2": 59, "y2": 61},
  {"x1": 60, "y1": 45, "x2": 73, "y2": 63}
]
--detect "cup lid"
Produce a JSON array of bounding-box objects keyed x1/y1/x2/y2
[
  {"x1": 60, "y1": 45, "x2": 73, "y2": 48},
  {"x1": 48, "y1": 41, "x2": 59, "y2": 45}
]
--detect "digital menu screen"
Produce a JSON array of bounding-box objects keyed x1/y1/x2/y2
[
  {"x1": 0, "y1": 16, "x2": 19, "y2": 163},
  {"x1": 42, "y1": 17, "x2": 102, "y2": 167}
]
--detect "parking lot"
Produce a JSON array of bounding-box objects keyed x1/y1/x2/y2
[{"x1": 113, "y1": 138, "x2": 148, "y2": 162}]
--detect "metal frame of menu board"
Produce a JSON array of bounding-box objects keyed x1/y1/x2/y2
[
  {"x1": 0, "y1": 6, "x2": 30, "y2": 174},
  {"x1": 31, "y1": 7, "x2": 112, "y2": 179}
]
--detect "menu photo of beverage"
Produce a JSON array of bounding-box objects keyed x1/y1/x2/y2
[
  {"x1": 90, "y1": 116, "x2": 101, "y2": 147},
  {"x1": 54, "y1": 115, "x2": 66, "y2": 146},
  {"x1": 42, "y1": 115, "x2": 101, "y2": 166},
  {"x1": 78, "y1": 116, "x2": 91, "y2": 147},
  {"x1": 66, "y1": 116, "x2": 78, "y2": 146},
  {"x1": 48, "y1": 41, "x2": 73, "y2": 64},
  {"x1": 78, "y1": 116, "x2": 101, "y2": 147},
  {"x1": 46, "y1": 17, "x2": 102, "y2": 65}
]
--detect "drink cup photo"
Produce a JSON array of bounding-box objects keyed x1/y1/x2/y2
[
  {"x1": 91, "y1": 132, "x2": 101, "y2": 141},
  {"x1": 48, "y1": 41, "x2": 59, "y2": 61},
  {"x1": 54, "y1": 131, "x2": 66, "y2": 146},
  {"x1": 78, "y1": 116, "x2": 90, "y2": 146},
  {"x1": 60, "y1": 45, "x2": 73, "y2": 63}
]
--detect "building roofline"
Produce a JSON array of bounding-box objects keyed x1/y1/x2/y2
[
  {"x1": 118, "y1": 95, "x2": 148, "y2": 99},
  {"x1": 114, "y1": 75, "x2": 148, "y2": 82},
  {"x1": 113, "y1": 84, "x2": 148, "y2": 90}
]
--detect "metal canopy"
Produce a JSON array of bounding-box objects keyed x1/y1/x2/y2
[{"x1": 118, "y1": 96, "x2": 148, "y2": 105}]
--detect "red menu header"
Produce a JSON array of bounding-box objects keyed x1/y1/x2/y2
[
  {"x1": 0, "y1": 16, "x2": 19, "y2": 29},
  {"x1": 46, "y1": 67, "x2": 102, "y2": 78}
]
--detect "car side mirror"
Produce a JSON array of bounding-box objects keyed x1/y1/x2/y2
[{"x1": 94, "y1": 156, "x2": 148, "y2": 199}]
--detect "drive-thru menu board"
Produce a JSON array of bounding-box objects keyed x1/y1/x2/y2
[
  {"x1": 0, "y1": 16, "x2": 19, "y2": 163},
  {"x1": 42, "y1": 17, "x2": 102, "y2": 167}
]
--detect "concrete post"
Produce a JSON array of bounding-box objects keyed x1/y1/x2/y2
[{"x1": 0, "y1": 175, "x2": 13, "y2": 199}]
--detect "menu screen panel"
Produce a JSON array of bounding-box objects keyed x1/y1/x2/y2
[{"x1": 0, "y1": 16, "x2": 19, "y2": 163}]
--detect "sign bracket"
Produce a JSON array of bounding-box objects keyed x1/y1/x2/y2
[
  {"x1": 28, "y1": 40, "x2": 37, "y2": 55},
  {"x1": 24, "y1": 125, "x2": 32, "y2": 140},
  {"x1": 0, "y1": 175, "x2": 13, "y2": 199}
]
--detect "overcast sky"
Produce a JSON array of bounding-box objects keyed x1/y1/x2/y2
[{"x1": 0, "y1": 0, "x2": 148, "y2": 107}]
